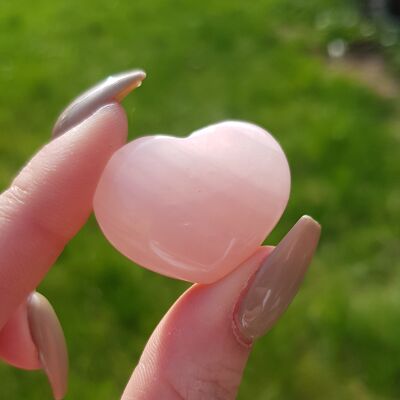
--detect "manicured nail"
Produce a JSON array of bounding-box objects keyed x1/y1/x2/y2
[
  {"x1": 52, "y1": 69, "x2": 146, "y2": 138},
  {"x1": 234, "y1": 215, "x2": 321, "y2": 343},
  {"x1": 27, "y1": 292, "x2": 69, "y2": 400}
]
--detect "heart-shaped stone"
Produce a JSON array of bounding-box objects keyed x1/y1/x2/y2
[{"x1": 93, "y1": 121, "x2": 291, "y2": 283}]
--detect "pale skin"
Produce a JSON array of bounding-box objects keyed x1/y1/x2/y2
[{"x1": 0, "y1": 102, "x2": 318, "y2": 399}]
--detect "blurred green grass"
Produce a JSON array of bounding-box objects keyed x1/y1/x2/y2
[{"x1": 0, "y1": 0, "x2": 399, "y2": 398}]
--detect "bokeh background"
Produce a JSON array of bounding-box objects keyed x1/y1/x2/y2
[{"x1": 0, "y1": 0, "x2": 399, "y2": 398}]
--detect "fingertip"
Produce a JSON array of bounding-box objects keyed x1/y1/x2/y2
[
  {"x1": 50, "y1": 102, "x2": 128, "y2": 149},
  {"x1": 0, "y1": 300, "x2": 40, "y2": 370}
]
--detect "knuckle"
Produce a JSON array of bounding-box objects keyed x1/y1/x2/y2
[{"x1": 1, "y1": 183, "x2": 68, "y2": 250}]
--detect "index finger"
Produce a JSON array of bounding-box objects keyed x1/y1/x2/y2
[{"x1": 0, "y1": 70, "x2": 144, "y2": 328}]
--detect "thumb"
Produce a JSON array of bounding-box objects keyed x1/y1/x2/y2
[{"x1": 122, "y1": 216, "x2": 321, "y2": 399}]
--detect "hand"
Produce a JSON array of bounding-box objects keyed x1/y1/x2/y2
[{"x1": 0, "y1": 71, "x2": 320, "y2": 399}]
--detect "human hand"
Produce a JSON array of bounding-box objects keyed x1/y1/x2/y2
[{"x1": 0, "y1": 71, "x2": 320, "y2": 399}]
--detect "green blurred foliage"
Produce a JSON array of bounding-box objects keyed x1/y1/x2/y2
[{"x1": 0, "y1": 0, "x2": 399, "y2": 398}]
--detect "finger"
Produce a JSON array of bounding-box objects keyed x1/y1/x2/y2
[
  {"x1": 0, "y1": 104, "x2": 125, "y2": 328},
  {"x1": 0, "y1": 292, "x2": 68, "y2": 400},
  {"x1": 0, "y1": 297, "x2": 40, "y2": 370},
  {"x1": 122, "y1": 216, "x2": 321, "y2": 400},
  {"x1": 0, "y1": 70, "x2": 145, "y2": 329}
]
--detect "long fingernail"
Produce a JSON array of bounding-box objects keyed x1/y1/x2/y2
[
  {"x1": 234, "y1": 215, "x2": 321, "y2": 343},
  {"x1": 27, "y1": 292, "x2": 69, "y2": 400},
  {"x1": 52, "y1": 69, "x2": 146, "y2": 138}
]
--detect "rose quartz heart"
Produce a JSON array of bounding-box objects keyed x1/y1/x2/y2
[{"x1": 93, "y1": 121, "x2": 290, "y2": 283}]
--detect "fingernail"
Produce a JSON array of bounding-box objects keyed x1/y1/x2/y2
[
  {"x1": 52, "y1": 69, "x2": 146, "y2": 138},
  {"x1": 27, "y1": 292, "x2": 69, "y2": 400},
  {"x1": 234, "y1": 215, "x2": 321, "y2": 343}
]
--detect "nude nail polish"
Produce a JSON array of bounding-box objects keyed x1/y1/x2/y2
[
  {"x1": 27, "y1": 292, "x2": 68, "y2": 400},
  {"x1": 234, "y1": 215, "x2": 321, "y2": 343},
  {"x1": 52, "y1": 69, "x2": 146, "y2": 138}
]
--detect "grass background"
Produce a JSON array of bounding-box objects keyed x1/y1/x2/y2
[{"x1": 0, "y1": 0, "x2": 399, "y2": 398}]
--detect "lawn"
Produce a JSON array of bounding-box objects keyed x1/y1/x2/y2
[{"x1": 0, "y1": 0, "x2": 399, "y2": 398}]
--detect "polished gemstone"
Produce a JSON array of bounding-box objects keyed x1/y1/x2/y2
[{"x1": 94, "y1": 121, "x2": 291, "y2": 283}]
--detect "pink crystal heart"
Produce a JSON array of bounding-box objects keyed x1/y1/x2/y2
[{"x1": 93, "y1": 121, "x2": 291, "y2": 283}]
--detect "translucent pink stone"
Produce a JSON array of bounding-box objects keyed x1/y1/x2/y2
[{"x1": 93, "y1": 121, "x2": 291, "y2": 283}]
